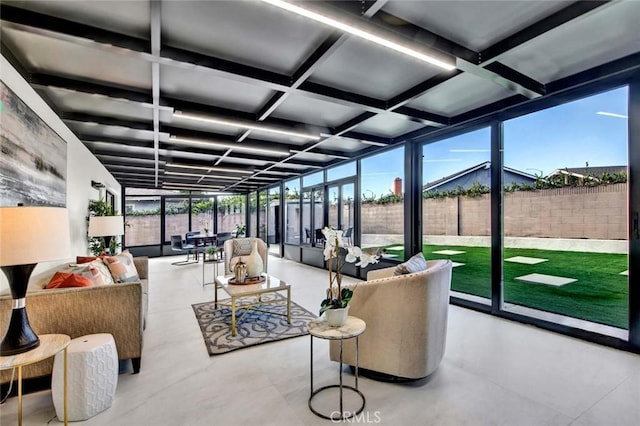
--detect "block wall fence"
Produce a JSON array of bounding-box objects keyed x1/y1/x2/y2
[{"x1": 124, "y1": 183, "x2": 627, "y2": 246}]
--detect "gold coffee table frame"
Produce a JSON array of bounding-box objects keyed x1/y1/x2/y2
[
  {"x1": 214, "y1": 274, "x2": 291, "y2": 336},
  {"x1": 0, "y1": 334, "x2": 71, "y2": 426}
]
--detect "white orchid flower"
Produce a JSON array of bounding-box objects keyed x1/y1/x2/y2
[
  {"x1": 356, "y1": 251, "x2": 380, "y2": 268},
  {"x1": 345, "y1": 246, "x2": 361, "y2": 263}
]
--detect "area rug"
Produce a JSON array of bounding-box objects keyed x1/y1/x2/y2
[{"x1": 192, "y1": 294, "x2": 317, "y2": 356}]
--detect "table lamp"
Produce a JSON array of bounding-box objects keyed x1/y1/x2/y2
[
  {"x1": 0, "y1": 206, "x2": 71, "y2": 355},
  {"x1": 88, "y1": 215, "x2": 124, "y2": 255}
]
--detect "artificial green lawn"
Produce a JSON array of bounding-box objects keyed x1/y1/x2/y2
[{"x1": 382, "y1": 244, "x2": 629, "y2": 329}]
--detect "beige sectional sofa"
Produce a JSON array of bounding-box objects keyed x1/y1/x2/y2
[{"x1": 0, "y1": 257, "x2": 148, "y2": 383}]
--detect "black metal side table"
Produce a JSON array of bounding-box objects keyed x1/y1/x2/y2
[{"x1": 308, "y1": 316, "x2": 366, "y2": 420}]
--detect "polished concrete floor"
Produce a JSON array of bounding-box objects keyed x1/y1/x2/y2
[{"x1": 2, "y1": 255, "x2": 639, "y2": 425}]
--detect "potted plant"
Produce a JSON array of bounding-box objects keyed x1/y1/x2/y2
[
  {"x1": 235, "y1": 223, "x2": 246, "y2": 237},
  {"x1": 204, "y1": 246, "x2": 220, "y2": 261},
  {"x1": 320, "y1": 227, "x2": 379, "y2": 326}
]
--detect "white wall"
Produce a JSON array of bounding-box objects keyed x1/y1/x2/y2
[{"x1": 1, "y1": 55, "x2": 121, "y2": 291}]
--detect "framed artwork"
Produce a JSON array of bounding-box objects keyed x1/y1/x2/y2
[{"x1": 0, "y1": 80, "x2": 67, "y2": 207}]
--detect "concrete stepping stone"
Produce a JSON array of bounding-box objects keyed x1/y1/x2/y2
[
  {"x1": 432, "y1": 250, "x2": 466, "y2": 255},
  {"x1": 505, "y1": 256, "x2": 548, "y2": 265},
  {"x1": 515, "y1": 273, "x2": 576, "y2": 287},
  {"x1": 385, "y1": 245, "x2": 404, "y2": 251},
  {"x1": 451, "y1": 262, "x2": 465, "y2": 268},
  {"x1": 620, "y1": 270, "x2": 628, "y2": 276}
]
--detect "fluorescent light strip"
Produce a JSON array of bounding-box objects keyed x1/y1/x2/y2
[
  {"x1": 169, "y1": 135, "x2": 287, "y2": 155},
  {"x1": 165, "y1": 171, "x2": 242, "y2": 180},
  {"x1": 163, "y1": 183, "x2": 223, "y2": 190},
  {"x1": 173, "y1": 111, "x2": 321, "y2": 140},
  {"x1": 169, "y1": 136, "x2": 290, "y2": 156},
  {"x1": 166, "y1": 163, "x2": 253, "y2": 174},
  {"x1": 320, "y1": 132, "x2": 388, "y2": 147},
  {"x1": 262, "y1": 0, "x2": 456, "y2": 71},
  {"x1": 596, "y1": 111, "x2": 628, "y2": 119}
]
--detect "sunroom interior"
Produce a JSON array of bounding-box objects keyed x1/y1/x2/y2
[{"x1": 1, "y1": 0, "x2": 639, "y2": 354}]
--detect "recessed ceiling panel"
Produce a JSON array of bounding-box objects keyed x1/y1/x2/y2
[
  {"x1": 217, "y1": 156, "x2": 270, "y2": 167},
  {"x1": 383, "y1": 0, "x2": 570, "y2": 51},
  {"x1": 499, "y1": 1, "x2": 640, "y2": 84},
  {"x1": 309, "y1": 37, "x2": 441, "y2": 100},
  {"x1": 161, "y1": 0, "x2": 329, "y2": 75},
  {"x1": 352, "y1": 113, "x2": 426, "y2": 138},
  {"x1": 160, "y1": 64, "x2": 273, "y2": 113},
  {"x1": 270, "y1": 94, "x2": 363, "y2": 129},
  {"x1": 4, "y1": 0, "x2": 151, "y2": 39},
  {"x1": 321, "y1": 138, "x2": 367, "y2": 153},
  {"x1": 37, "y1": 87, "x2": 154, "y2": 122},
  {"x1": 66, "y1": 121, "x2": 155, "y2": 141},
  {"x1": 85, "y1": 141, "x2": 150, "y2": 155},
  {"x1": 1, "y1": 27, "x2": 152, "y2": 90},
  {"x1": 407, "y1": 73, "x2": 514, "y2": 116}
]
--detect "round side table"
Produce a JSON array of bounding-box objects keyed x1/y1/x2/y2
[
  {"x1": 0, "y1": 334, "x2": 71, "y2": 426},
  {"x1": 308, "y1": 316, "x2": 366, "y2": 420}
]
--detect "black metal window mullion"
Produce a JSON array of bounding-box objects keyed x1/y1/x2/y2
[
  {"x1": 491, "y1": 120, "x2": 504, "y2": 314},
  {"x1": 628, "y1": 79, "x2": 640, "y2": 349}
]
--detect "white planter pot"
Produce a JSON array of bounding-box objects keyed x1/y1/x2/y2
[
  {"x1": 246, "y1": 240, "x2": 264, "y2": 278},
  {"x1": 325, "y1": 306, "x2": 349, "y2": 327}
]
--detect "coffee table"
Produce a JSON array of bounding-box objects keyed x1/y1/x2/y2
[{"x1": 214, "y1": 274, "x2": 291, "y2": 336}]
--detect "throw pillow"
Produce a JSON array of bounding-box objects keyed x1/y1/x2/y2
[
  {"x1": 103, "y1": 250, "x2": 140, "y2": 283},
  {"x1": 232, "y1": 239, "x2": 253, "y2": 257},
  {"x1": 55, "y1": 263, "x2": 106, "y2": 286},
  {"x1": 393, "y1": 252, "x2": 428, "y2": 275},
  {"x1": 88, "y1": 259, "x2": 115, "y2": 285},
  {"x1": 46, "y1": 272, "x2": 94, "y2": 289}
]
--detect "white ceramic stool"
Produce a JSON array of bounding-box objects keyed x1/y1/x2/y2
[{"x1": 52, "y1": 333, "x2": 118, "y2": 421}]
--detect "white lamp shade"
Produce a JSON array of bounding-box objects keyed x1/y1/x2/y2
[
  {"x1": 0, "y1": 206, "x2": 71, "y2": 266},
  {"x1": 88, "y1": 216, "x2": 124, "y2": 237}
]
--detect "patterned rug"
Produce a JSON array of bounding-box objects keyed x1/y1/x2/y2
[{"x1": 192, "y1": 294, "x2": 317, "y2": 355}]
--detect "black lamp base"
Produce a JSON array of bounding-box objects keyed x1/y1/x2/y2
[
  {"x1": 0, "y1": 264, "x2": 40, "y2": 356},
  {"x1": 0, "y1": 307, "x2": 39, "y2": 356}
]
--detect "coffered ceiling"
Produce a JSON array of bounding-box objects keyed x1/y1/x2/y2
[{"x1": 1, "y1": 1, "x2": 639, "y2": 192}]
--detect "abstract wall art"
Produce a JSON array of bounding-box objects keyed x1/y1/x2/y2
[{"x1": 0, "y1": 80, "x2": 66, "y2": 207}]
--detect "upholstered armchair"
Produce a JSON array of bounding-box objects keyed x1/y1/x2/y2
[
  {"x1": 223, "y1": 237, "x2": 268, "y2": 275},
  {"x1": 330, "y1": 259, "x2": 452, "y2": 380}
]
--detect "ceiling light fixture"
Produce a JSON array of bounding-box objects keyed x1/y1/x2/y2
[
  {"x1": 166, "y1": 163, "x2": 253, "y2": 174},
  {"x1": 173, "y1": 111, "x2": 321, "y2": 140},
  {"x1": 262, "y1": 0, "x2": 456, "y2": 71},
  {"x1": 169, "y1": 135, "x2": 291, "y2": 156},
  {"x1": 163, "y1": 183, "x2": 223, "y2": 191},
  {"x1": 290, "y1": 149, "x2": 350, "y2": 160},
  {"x1": 165, "y1": 171, "x2": 243, "y2": 180}
]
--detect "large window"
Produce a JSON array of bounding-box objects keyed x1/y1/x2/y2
[
  {"x1": 191, "y1": 197, "x2": 213, "y2": 234},
  {"x1": 164, "y1": 197, "x2": 189, "y2": 243},
  {"x1": 503, "y1": 87, "x2": 629, "y2": 331},
  {"x1": 258, "y1": 190, "x2": 267, "y2": 241},
  {"x1": 360, "y1": 146, "x2": 404, "y2": 254},
  {"x1": 284, "y1": 178, "x2": 300, "y2": 244},
  {"x1": 422, "y1": 128, "x2": 491, "y2": 302},
  {"x1": 217, "y1": 195, "x2": 245, "y2": 234},
  {"x1": 267, "y1": 186, "x2": 281, "y2": 254},
  {"x1": 249, "y1": 192, "x2": 257, "y2": 237},
  {"x1": 124, "y1": 196, "x2": 161, "y2": 246}
]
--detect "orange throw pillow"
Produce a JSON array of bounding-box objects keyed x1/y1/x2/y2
[{"x1": 46, "y1": 272, "x2": 94, "y2": 289}]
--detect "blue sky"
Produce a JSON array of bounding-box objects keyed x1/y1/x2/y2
[{"x1": 360, "y1": 86, "x2": 628, "y2": 195}]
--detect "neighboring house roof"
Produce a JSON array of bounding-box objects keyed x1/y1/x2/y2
[
  {"x1": 547, "y1": 166, "x2": 627, "y2": 178},
  {"x1": 423, "y1": 161, "x2": 537, "y2": 192}
]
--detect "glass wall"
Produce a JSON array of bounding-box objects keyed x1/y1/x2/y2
[
  {"x1": 249, "y1": 192, "x2": 257, "y2": 237},
  {"x1": 503, "y1": 87, "x2": 629, "y2": 330},
  {"x1": 164, "y1": 197, "x2": 189, "y2": 243},
  {"x1": 217, "y1": 195, "x2": 245, "y2": 234},
  {"x1": 267, "y1": 186, "x2": 281, "y2": 255},
  {"x1": 124, "y1": 196, "x2": 161, "y2": 246},
  {"x1": 360, "y1": 146, "x2": 404, "y2": 255},
  {"x1": 191, "y1": 196, "x2": 213, "y2": 235},
  {"x1": 284, "y1": 178, "x2": 300, "y2": 244},
  {"x1": 258, "y1": 190, "x2": 267, "y2": 241},
  {"x1": 422, "y1": 128, "x2": 491, "y2": 301}
]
